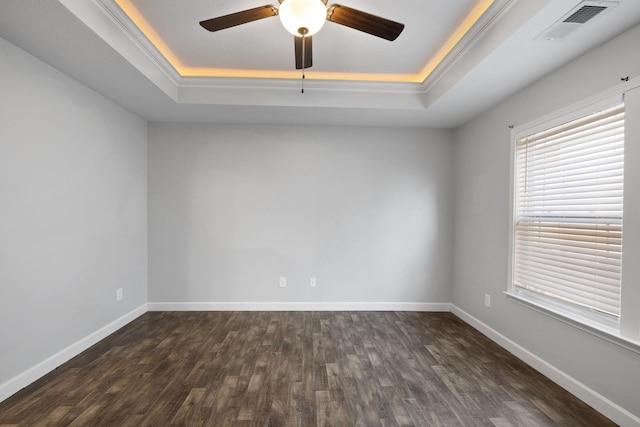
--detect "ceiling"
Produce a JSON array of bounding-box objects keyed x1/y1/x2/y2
[{"x1": 1, "y1": 0, "x2": 640, "y2": 128}]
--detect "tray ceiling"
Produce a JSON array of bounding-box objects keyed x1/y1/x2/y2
[{"x1": 113, "y1": 0, "x2": 493, "y2": 82}]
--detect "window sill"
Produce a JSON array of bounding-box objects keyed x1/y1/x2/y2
[{"x1": 504, "y1": 291, "x2": 640, "y2": 355}]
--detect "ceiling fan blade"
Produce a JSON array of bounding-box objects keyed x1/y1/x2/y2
[
  {"x1": 294, "y1": 36, "x2": 313, "y2": 69},
  {"x1": 199, "y1": 5, "x2": 278, "y2": 32},
  {"x1": 326, "y1": 4, "x2": 404, "y2": 41}
]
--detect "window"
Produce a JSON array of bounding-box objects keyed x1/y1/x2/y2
[
  {"x1": 508, "y1": 82, "x2": 640, "y2": 350},
  {"x1": 513, "y1": 104, "x2": 625, "y2": 320}
]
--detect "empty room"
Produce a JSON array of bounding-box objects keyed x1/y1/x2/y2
[{"x1": 1, "y1": 0, "x2": 640, "y2": 425}]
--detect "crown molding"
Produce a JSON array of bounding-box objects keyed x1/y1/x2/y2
[
  {"x1": 420, "y1": 0, "x2": 516, "y2": 94},
  {"x1": 420, "y1": 0, "x2": 554, "y2": 109},
  {"x1": 94, "y1": 0, "x2": 181, "y2": 84},
  {"x1": 59, "y1": 0, "x2": 180, "y2": 101},
  {"x1": 177, "y1": 76, "x2": 426, "y2": 109}
]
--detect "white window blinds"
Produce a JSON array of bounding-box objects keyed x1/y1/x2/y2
[{"x1": 514, "y1": 104, "x2": 625, "y2": 318}]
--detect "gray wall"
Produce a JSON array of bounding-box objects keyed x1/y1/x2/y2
[
  {"x1": 452, "y1": 25, "x2": 640, "y2": 420},
  {"x1": 0, "y1": 37, "x2": 147, "y2": 387},
  {"x1": 148, "y1": 123, "x2": 453, "y2": 306}
]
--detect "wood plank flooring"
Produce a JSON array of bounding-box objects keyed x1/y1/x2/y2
[{"x1": 0, "y1": 311, "x2": 615, "y2": 426}]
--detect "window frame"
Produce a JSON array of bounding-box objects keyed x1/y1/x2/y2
[{"x1": 506, "y1": 79, "x2": 640, "y2": 354}]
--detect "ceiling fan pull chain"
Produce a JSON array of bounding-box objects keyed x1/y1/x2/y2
[{"x1": 301, "y1": 33, "x2": 306, "y2": 93}]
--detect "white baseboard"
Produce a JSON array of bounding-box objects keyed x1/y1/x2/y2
[
  {"x1": 147, "y1": 301, "x2": 451, "y2": 312},
  {"x1": 450, "y1": 304, "x2": 640, "y2": 427},
  {"x1": 0, "y1": 303, "x2": 147, "y2": 404}
]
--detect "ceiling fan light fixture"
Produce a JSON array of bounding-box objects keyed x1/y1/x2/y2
[{"x1": 279, "y1": 0, "x2": 327, "y2": 36}]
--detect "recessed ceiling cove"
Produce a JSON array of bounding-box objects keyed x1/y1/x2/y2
[{"x1": 112, "y1": 0, "x2": 495, "y2": 83}]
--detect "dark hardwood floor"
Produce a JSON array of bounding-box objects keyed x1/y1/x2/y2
[{"x1": 0, "y1": 311, "x2": 614, "y2": 426}]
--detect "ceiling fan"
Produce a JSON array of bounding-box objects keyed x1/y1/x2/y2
[{"x1": 199, "y1": 0, "x2": 405, "y2": 70}]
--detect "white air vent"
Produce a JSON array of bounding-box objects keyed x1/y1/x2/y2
[{"x1": 536, "y1": 0, "x2": 619, "y2": 41}]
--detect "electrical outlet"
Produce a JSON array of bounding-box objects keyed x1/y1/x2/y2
[
  {"x1": 484, "y1": 294, "x2": 491, "y2": 308},
  {"x1": 310, "y1": 277, "x2": 316, "y2": 287},
  {"x1": 279, "y1": 277, "x2": 287, "y2": 288},
  {"x1": 116, "y1": 288, "x2": 123, "y2": 301}
]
